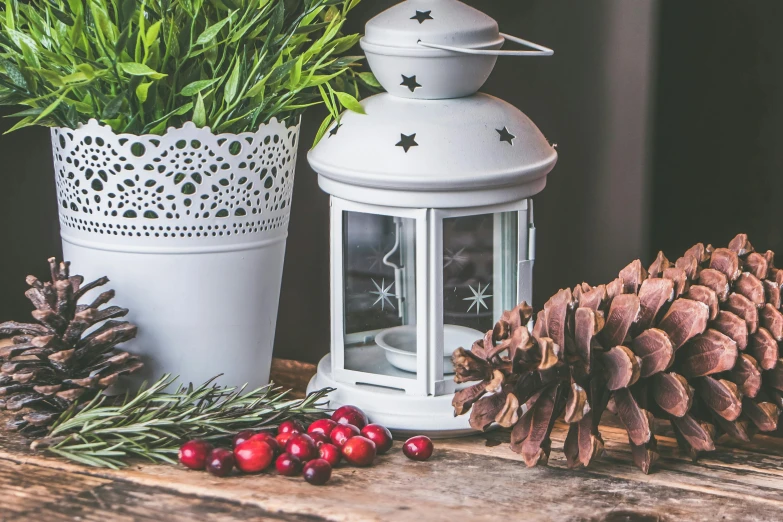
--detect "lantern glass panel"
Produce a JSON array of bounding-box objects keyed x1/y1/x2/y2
[
  {"x1": 342, "y1": 210, "x2": 418, "y2": 375},
  {"x1": 443, "y1": 212, "x2": 518, "y2": 335}
]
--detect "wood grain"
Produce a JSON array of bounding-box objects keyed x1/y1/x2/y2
[{"x1": 2, "y1": 347, "x2": 783, "y2": 520}]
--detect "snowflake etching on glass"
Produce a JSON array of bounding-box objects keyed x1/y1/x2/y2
[
  {"x1": 370, "y1": 278, "x2": 398, "y2": 311},
  {"x1": 464, "y1": 282, "x2": 492, "y2": 314},
  {"x1": 443, "y1": 247, "x2": 469, "y2": 269},
  {"x1": 366, "y1": 243, "x2": 389, "y2": 271}
]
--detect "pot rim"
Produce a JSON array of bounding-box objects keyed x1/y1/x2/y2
[{"x1": 53, "y1": 116, "x2": 301, "y2": 140}]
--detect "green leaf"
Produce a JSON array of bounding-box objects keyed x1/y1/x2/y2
[
  {"x1": 0, "y1": 0, "x2": 368, "y2": 135},
  {"x1": 357, "y1": 71, "x2": 381, "y2": 88},
  {"x1": 49, "y1": 6, "x2": 74, "y2": 26},
  {"x1": 288, "y1": 55, "x2": 303, "y2": 91},
  {"x1": 334, "y1": 91, "x2": 364, "y2": 114},
  {"x1": 293, "y1": 21, "x2": 330, "y2": 35},
  {"x1": 180, "y1": 78, "x2": 220, "y2": 97},
  {"x1": 145, "y1": 21, "x2": 163, "y2": 47},
  {"x1": 135, "y1": 82, "x2": 153, "y2": 103},
  {"x1": 313, "y1": 113, "x2": 332, "y2": 146},
  {"x1": 195, "y1": 16, "x2": 232, "y2": 46},
  {"x1": 224, "y1": 59, "x2": 241, "y2": 105},
  {"x1": 193, "y1": 93, "x2": 206, "y2": 126},
  {"x1": 102, "y1": 95, "x2": 125, "y2": 119},
  {"x1": 119, "y1": 62, "x2": 167, "y2": 80},
  {"x1": 120, "y1": 0, "x2": 137, "y2": 27},
  {"x1": 0, "y1": 58, "x2": 27, "y2": 89},
  {"x1": 115, "y1": 26, "x2": 131, "y2": 54},
  {"x1": 61, "y1": 71, "x2": 88, "y2": 85},
  {"x1": 34, "y1": 91, "x2": 68, "y2": 123}
]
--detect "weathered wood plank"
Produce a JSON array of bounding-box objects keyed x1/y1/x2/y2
[
  {"x1": 0, "y1": 458, "x2": 326, "y2": 522},
  {"x1": 269, "y1": 358, "x2": 316, "y2": 399},
  {"x1": 3, "y1": 441, "x2": 782, "y2": 522},
  {"x1": 3, "y1": 348, "x2": 783, "y2": 520}
]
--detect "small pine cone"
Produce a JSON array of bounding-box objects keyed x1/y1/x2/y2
[
  {"x1": 0, "y1": 258, "x2": 142, "y2": 434},
  {"x1": 454, "y1": 234, "x2": 783, "y2": 474}
]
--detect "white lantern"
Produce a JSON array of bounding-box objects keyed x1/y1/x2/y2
[{"x1": 306, "y1": 0, "x2": 558, "y2": 436}]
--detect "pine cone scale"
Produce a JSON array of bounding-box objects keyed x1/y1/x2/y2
[{"x1": 452, "y1": 233, "x2": 783, "y2": 473}]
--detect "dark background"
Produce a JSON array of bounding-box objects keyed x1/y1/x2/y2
[{"x1": 1, "y1": 1, "x2": 781, "y2": 364}]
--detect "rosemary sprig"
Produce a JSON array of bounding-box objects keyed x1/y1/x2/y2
[{"x1": 32, "y1": 374, "x2": 333, "y2": 469}]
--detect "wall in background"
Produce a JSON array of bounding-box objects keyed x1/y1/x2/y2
[
  {"x1": 0, "y1": 1, "x2": 658, "y2": 365},
  {"x1": 651, "y1": 1, "x2": 783, "y2": 258}
]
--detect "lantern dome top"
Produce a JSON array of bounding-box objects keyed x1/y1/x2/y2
[
  {"x1": 359, "y1": 0, "x2": 553, "y2": 99},
  {"x1": 362, "y1": 0, "x2": 501, "y2": 52},
  {"x1": 308, "y1": 92, "x2": 557, "y2": 208}
]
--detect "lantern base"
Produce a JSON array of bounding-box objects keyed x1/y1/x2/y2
[{"x1": 307, "y1": 353, "x2": 478, "y2": 439}]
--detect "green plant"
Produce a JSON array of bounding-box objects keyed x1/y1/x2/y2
[
  {"x1": 32, "y1": 373, "x2": 332, "y2": 468},
  {"x1": 0, "y1": 0, "x2": 378, "y2": 142}
]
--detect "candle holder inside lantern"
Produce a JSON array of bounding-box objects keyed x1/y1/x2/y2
[{"x1": 307, "y1": 0, "x2": 557, "y2": 436}]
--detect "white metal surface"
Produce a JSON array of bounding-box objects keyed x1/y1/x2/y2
[
  {"x1": 309, "y1": 93, "x2": 557, "y2": 208},
  {"x1": 54, "y1": 119, "x2": 300, "y2": 389},
  {"x1": 362, "y1": 0, "x2": 501, "y2": 51},
  {"x1": 360, "y1": 0, "x2": 552, "y2": 99},
  {"x1": 308, "y1": 0, "x2": 553, "y2": 436},
  {"x1": 307, "y1": 353, "x2": 476, "y2": 438}
]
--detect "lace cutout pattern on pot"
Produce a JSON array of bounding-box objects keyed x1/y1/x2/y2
[{"x1": 52, "y1": 119, "x2": 299, "y2": 245}]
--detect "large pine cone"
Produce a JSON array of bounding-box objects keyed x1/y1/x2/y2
[
  {"x1": 453, "y1": 234, "x2": 783, "y2": 473},
  {"x1": 0, "y1": 258, "x2": 142, "y2": 433}
]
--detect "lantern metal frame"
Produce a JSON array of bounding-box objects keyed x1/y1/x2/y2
[
  {"x1": 306, "y1": 0, "x2": 556, "y2": 436},
  {"x1": 317, "y1": 194, "x2": 535, "y2": 435}
]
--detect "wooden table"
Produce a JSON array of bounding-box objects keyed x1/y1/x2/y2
[{"x1": 4, "y1": 356, "x2": 783, "y2": 521}]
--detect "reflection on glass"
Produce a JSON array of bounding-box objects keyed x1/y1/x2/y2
[
  {"x1": 443, "y1": 213, "x2": 518, "y2": 334},
  {"x1": 343, "y1": 211, "x2": 416, "y2": 348}
]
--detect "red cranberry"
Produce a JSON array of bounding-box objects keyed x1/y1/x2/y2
[
  {"x1": 250, "y1": 432, "x2": 280, "y2": 455},
  {"x1": 403, "y1": 436, "x2": 433, "y2": 461},
  {"x1": 276, "y1": 432, "x2": 294, "y2": 448},
  {"x1": 234, "y1": 439, "x2": 275, "y2": 473},
  {"x1": 361, "y1": 424, "x2": 393, "y2": 454},
  {"x1": 233, "y1": 430, "x2": 256, "y2": 447},
  {"x1": 318, "y1": 443, "x2": 342, "y2": 467},
  {"x1": 341, "y1": 436, "x2": 376, "y2": 467},
  {"x1": 308, "y1": 418, "x2": 338, "y2": 437},
  {"x1": 206, "y1": 448, "x2": 235, "y2": 477},
  {"x1": 278, "y1": 419, "x2": 305, "y2": 435},
  {"x1": 302, "y1": 459, "x2": 332, "y2": 485},
  {"x1": 179, "y1": 440, "x2": 213, "y2": 470},
  {"x1": 310, "y1": 432, "x2": 331, "y2": 447},
  {"x1": 285, "y1": 433, "x2": 319, "y2": 462},
  {"x1": 330, "y1": 423, "x2": 361, "y2": 447},
  {"x1": 275, "y1": 452, "x2": 302, "y2": 476},
  {"x1": 331, "y1": 405, "x2": 369, "y2": 429}
]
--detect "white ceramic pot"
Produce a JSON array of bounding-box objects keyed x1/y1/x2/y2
[{"x1": 51, "y1": 118, "x2": 300, "y2": 388}]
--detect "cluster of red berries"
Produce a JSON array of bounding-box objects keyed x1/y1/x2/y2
[{"x1": 178, "y1": 405, "x2": 434, "y2": 485}]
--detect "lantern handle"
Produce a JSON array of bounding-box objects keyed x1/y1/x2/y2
[{"x1": 417, "y1": 33, "x2": 553, "y2": 57}]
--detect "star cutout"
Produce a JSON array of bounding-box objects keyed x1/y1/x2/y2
[
  {"x1": 396, "y1": 133, "x2": 418, "y2": 153},
  {"x1": 497, "y1": 127, "x2": 516, "y2": 145},
  {"x1": 464, "y1": 283, "x2": 492, "y2": 314},
  {"x1": 370, "y1": 278, "x2": 398, "y2": 311},
  {"x1": 411, "y1": 10, "x2": 433, "y2": 24},
  {"x1": 328, "y1": 123, "x2": 342, "y2": 138},
  {"x1": 400, "y1": 74, "x2": 422, "y2": 93}
]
